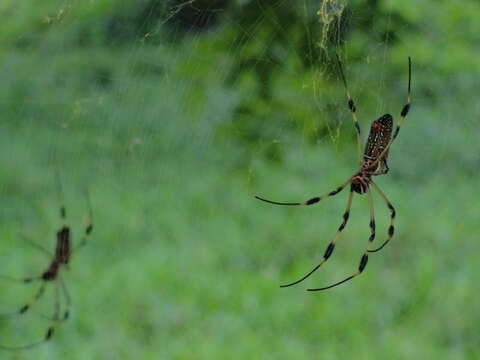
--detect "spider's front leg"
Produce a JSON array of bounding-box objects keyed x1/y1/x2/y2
[
  {"x1": 370, "y1": 159, "x2": 389, "y2": 176},
  {"x1": 392, "y1": 57, "x2": 412, "y2": 141},
  {"x1": 255, "y1": 178, "x2": 351, "y2": 206},
  {"x1": 336, "y1": 54, "x2": 363, "y2": 164},
  {"x1": 73, "y1": 190, "x2": 94, "y2": 253},
  {"x1": 367, "y1": 57, "x2": 412, "y2": 171}
]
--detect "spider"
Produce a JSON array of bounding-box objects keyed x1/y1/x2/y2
[
  {"x1": 255, "y1": 55, "x2": 411, "y2": 291},
  {"x1": 0, "y1": 186, "x2": 93, "y2": 350}
]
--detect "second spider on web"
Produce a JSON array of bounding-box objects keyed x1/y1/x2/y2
[
  {"x1": 0, "y1": 180, "x2": 94, "y2": 350},
  {"x1": 255, "y1": 54, "x2": 412, "y2": 291}
]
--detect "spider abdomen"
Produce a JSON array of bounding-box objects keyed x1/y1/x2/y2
[
  {"x1": 364, "y1": 114, "x2": 393, "y2": 164},
  {"x1": 55, "y1": 226, "x2": 71, "y2": 265},
  {"x1": 41, "y1": 227, "x2": 72, "y2": 281}
]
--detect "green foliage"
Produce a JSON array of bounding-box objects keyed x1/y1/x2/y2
[
  {"x1": 0, "y1": 0, "x2": 479, "y2": 359},
  {"x1": 0, "y1": 0, "x2": 177, "y2": 48}
]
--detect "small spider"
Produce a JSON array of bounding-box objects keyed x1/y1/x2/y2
[
  {"x1": 0, "y1": 185, "x2": 93, "y2": 350},
  {"x1": 255, "y1": 55, "x2": 411, "y2": 291}
]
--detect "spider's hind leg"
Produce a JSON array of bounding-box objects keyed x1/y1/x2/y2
[
  {"x1": 280, "y1": 188, "x2": 354, "y2": 288},
  {"x1": 307, "y1": 186, "x2": 376, "y2": 291},
  {"x1": 0, "y1": 281, "x2": 63, "y2": 350},
  {"x1": 0, "y1": 281, "x2": 46, "y2": 318},
  {"x1": 59, "y1": 276, "x2": 71, "y2": 320},
  {"x1": 371, "y1": 159, "x2": 389, "y2": 176},
  {"x1": 368, "y1": 181, "x2": 396, "y2": 253}
]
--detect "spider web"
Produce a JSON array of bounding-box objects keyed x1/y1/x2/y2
[{"x1": 0, "y1": 0, "x2": 395, "y2": 351}]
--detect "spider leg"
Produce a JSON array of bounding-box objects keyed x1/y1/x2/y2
[
  {"x1": 367, "y1": 57, "x2": 411, "y2": 170},
  {"x1": 383, "y1": 159, "x2": 389, "y2": 174},
  {"x1": 255, "y1": 178, "x2": 351, "y2": 206},
  {"x1": 336, "y1": 53, "x2": 363, "y2": 164},
  {"x1": 53, "y1": 170, "x2": 68, "y2": 230},
  {"x1": 0, "y1": 275, "x2": 43, "y2": 318},
  {"x1": 0, "y1": 281, "x2": 47, "y2": 318},
  {"x1": 59, "y1": 276, "x2": 71, "y2": 320},
  {"x1": 39, "y1": 278, "x2": 69, "y2": 319},
  {"x1": 280, "y1": 189, "x2": 354, "y2": 287},
  {"x1": 33, "y1": 279, "x2": 71, "y2": 330},
  {"x1": 52, "y1": 282, "x2": 61, "y2": 323},
  {"x1": 39, "y1": 281, "x2": 61, "y2": 321},
  {"x1": 368, "y1": 181, "x2": 396, "y2": 253},
  {"x1": 19, "y1": 234, "x2": 53, "y2": 258},
  {"x1": 73, "y1": 188, "x2": 94, "y2": 252},
  {"x1": 0, "y1": 282, "x2": 61, "y2": 350},
  {"x1": 307, "y1": 187, "x2": 376, "y2": 291},
  {"x1": 370, "y1": 168, "x2": 388, "y2": 176},
  {"x1": 391, "y1": 57, "x2": 412, "y2": 141},
  {"x1": 73, "y1": 220, "x2": 93, "y2": 252},
  {"x1": 0, "y1": 275, "x2": 42, "y2": 283},
  {"x1": 370, "y1": 157, "x2": 389, "y2": 176}
]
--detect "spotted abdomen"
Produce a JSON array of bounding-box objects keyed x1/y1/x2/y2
[
  {"x1": 55, "y1": 226, "x2": 71, "y2": 265},
  {"x1": 364, "y1": 114, "x2": 393, "y2": 164}
]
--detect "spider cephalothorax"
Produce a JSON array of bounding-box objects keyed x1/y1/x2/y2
[
  {"x1": 350, "y1": 173, "x2": 370, "y2": 194},
  {"x1": 255, "y1": 56, "x2": 411, "y2": 291}
]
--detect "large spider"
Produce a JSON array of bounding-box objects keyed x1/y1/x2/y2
[
  {"x1": 0, "y1": 186, "x2": 93, "y2": 350},
  {"x1": 255, "y1": 55, "x2": 411, "y2": 291}
]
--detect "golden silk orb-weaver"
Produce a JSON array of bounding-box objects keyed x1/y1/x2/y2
[
  {"x1": 255, "y1": 55, "x2": 412, "y2": 291},
  {"x1": 0, "y1": 182, "x2": 93, "y2": 350}
]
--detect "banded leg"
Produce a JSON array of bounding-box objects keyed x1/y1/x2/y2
[
  {"x1": 40, "y1": 282, "x2": 63, "y2": 343},
  {"x1": 74, "y1": 189, "x2": 94, "y2": 252},
  {"x1": 255, "y1": 178, "x2": 351, "y2": 206},
  {"x1": 17, "y1": 282, "x2": 47, "y2": 315},
  {"x1": 368, "y1": 181, "x2": 396, "y2": 253},
  {"x1": 55, "y1": 170, "x2": 67, "y2": 226},
  {"x1": 392, "y1": 56, "x2": 412, "y2": 140},
  {"x1": 39, "y1": 280, "x2": 69, "y2": 322},
  {"x1": 73, "y1": 219, "x2": 93, "y2": 252},
  {"x1": 307, "y1": 188, "x2": 376, "y2": 291},
  {"x1": 0, "y1": 278, "x2": 42, "y2": 319},
  {"x1": 280, "y1": 189, "x2": 354, "y2": 288},
  {"x1": 40, "y1": 281, "x2": 61, "y2": 322},
  {"x1": 336, "y1": 54, "x2": 363, "y2": 164},
  {"x1": 0, "y1": 275, "x2": 41, "y2": 283},
  {"x1": 0, "y1": 283, "x2": 60, "y2": 350},
  {"x1": 368, "y1": 57, "x2": 412, "y2": 170},
  {"x1": 0, "y1": 281, "x2": 47, "y2": 318},
  {"x1": 59, "y1": 276, "x2": 71, "y2": 320}
]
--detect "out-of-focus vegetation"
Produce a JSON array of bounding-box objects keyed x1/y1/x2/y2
[{"x1": 0, "y1": 0, "x2": 479, "y2": 359}]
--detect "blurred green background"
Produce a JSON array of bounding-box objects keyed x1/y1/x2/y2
[{"x1": 0, "y1": 0, "x2": 479, "y2": 358}]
